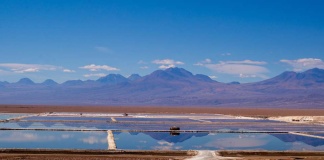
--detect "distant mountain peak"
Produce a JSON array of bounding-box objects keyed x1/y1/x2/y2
[
  {"x1": 257, "y1": 68, "x2": 324, "y2": 86},
  {"x1": 62, "y1": 80, "x2": 84, "y2": 86},
  {"x1": 128, "y1": 74, "x2": 141, "y2": 81},
  {"x1": 302, "y1": 68, "x2": 324, "y2": 75},
  {"x1": 140, "y1": 67, "x2": 216, "y2": 84},
  {"x1": 16, "y1": 78, "x2": 35, "y2": 85},
  {"x1": 97, "y1": 74, "x2": 128, "y2": 84},
  {"x1": 298, "y1": 68, "x2": 324, "y2": 83},
  {"x1": 164, "y1": 67, "x2": 193, "y2": 77},
  {"x1": 304, "y1": 67, "x2": 323, "y2": 72},
  {"x1": 42, "y1": 79, "x2": 58, "y2": 85},
  {"x1": 144, "y1": 67, "x2": 194, "y2": 81}
]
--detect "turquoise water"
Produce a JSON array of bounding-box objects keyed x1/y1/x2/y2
[
  {"x1": 0, "y1": 130, "x2": 107, "y2": 149},
  {"x1": 0, "y1": 113, "x2": 28, "y2": 120},
  {"x1": 1, "y1": 117, "x2": 323, "y2": 132},
  {"x1": 114, "y1": 132, "x2": 324, "y2": 151},
  {"x1": 22, "y1": 116, "x2": 111, "y2": 121},
  {"x1": 0, "y1": 121, "x2": 322, "y2": 132},
  {"x1": 1, "y1": 113, "x2": 323, "y2": 151},
  {"x1": 0, "y1": 130, "x2": 323, "y2": 151}
]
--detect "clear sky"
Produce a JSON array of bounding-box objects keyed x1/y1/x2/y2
[{"x1": 1, "y1": 0, "x2": 324, "y2": 83}]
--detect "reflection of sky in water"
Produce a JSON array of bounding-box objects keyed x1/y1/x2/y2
[
  {"x1": 0, "y1": 130, "x2": 323, "y2": 151},
  {"x1": 202, "y1": 119, "x2": 281, "y2": 123},
  {"x1": 2, "y1": 114, "x2": 323, "y2": 151},
  {"x1": 308, "y1": 133, "x2": 324, "y2": 137},
  {"x1": 115, "y1": 118, "x2": 198, "y2": 122},
  {"x1": 22, "y1": 116, "x2": 111, "y2": 121},
  {"x1": 114, "y1": 132, "x2": 324, "y2": 151},
  {"x1": 1, "y1": 121, "x2": 322, "y2": 132},
  {"x1": 1, "y1": 114, "x2": 323, "y2": 132},
  {"x1": 0, "y1": 122, "x2": 98, "y2": 129},
  {"x1": 0, "y1": 130, "x2": 107, "y2": 149},
  {"x1": 0, "y1": 113, "x2": 28, "y2": 120}
]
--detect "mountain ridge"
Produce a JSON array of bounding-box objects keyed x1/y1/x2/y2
[
  {"x1": 0, "y1": 67, "x2": 323, "y2": 108},
  {"x1": 6, "y1": 67, "x2": 324, "y2": 86},
  {"x1": 253, "y1": 68, "x2": 324, "y2": 88}
]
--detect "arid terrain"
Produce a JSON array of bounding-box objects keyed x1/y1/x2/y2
[
  {"x1": 0, "y1": 149, "x2": 324, "y2": 160},
  {"x1": 1, "y1": 104, "x2": 324, "y2": 116}
]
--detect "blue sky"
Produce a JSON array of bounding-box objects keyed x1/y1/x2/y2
[{"x1": 1, "y1": 0, "x2": 324, "y2": 83}]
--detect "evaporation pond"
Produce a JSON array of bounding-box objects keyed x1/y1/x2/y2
[
  {"x1": 22, "y1": 116, "x2": 111, "y2": 121},
  {"x1": 114, "y1": 132, "x2": 324, "y2": 151},
  {"x1": 0, "y1": 113, "x2": 29, "y2": 120},
  {"x1": 0, "y1": 122, "x2": 99, "y2": 129},
  {"x1": 2, "y1": 121, "x2": 323, "y2": 132},
  {"x1": 308, "y1": 133, "x2": 324, "y2": 137},
  {"x1": 115, "y1": 118, "x2": 198, "y2": 122},
  {"x1": 0, "y1": 130, "x2": 323, "y2": 151},
  {"x1": 0, "y1": 130, "x2": 108, "y2": 149},
  {"x1": 202, "y1": 119, "x2": 280, "y2": 123}
]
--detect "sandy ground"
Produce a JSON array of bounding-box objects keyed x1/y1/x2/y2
[
  {"x1": 1, "y1": 104, "x2": 324, "y2": 116},
  {"x1": 269, "y1": 116, "x2": 324, "y2": 124},
  {"x1": 1, "y1": 150, "x2": 324, "y2": 160},
  {"x1": 188, "y1": 150, "x2": 324, "y2": 160},
  {"x1": 0, "y1": 154, "x2": 188, "y2": 160},
  {"x1": 0, "y1": 149, "x2": 194, "y2": 160},
  {"x1": 218, "y1": 151, "x2": 324, "y2": 160}
]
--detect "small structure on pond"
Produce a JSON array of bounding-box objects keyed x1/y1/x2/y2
[{"x1": 170, "y1": 126, "x2": 180, "y2": 136}]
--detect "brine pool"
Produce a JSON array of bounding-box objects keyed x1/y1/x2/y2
[
  {"x1": 0, "y1": 130, "x2": 323, "y2": 151},
  {"x1": 0, "y1": 113, "x2": 323, "y2": 151},
  {"x1": 0, "y1": 113, "x2": 29, "y2": 120}
]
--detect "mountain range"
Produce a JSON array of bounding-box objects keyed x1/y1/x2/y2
[{"x1": 0, "y1": 67, "x2": 323, "y2": 108}]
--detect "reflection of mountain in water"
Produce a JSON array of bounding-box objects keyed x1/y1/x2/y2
[
  {"x1": 108, "y1": 131, "x2": 208, "y2": 143},
  {"x1": 144, "y1": 132, "x2": 208, "y2": 143},
  {"x1": 13, "y1": 121, "x2": 324, "y2": 147},
  {"x1": 34, "y1": 121, "x2": 172, "y2": 130},
  {"x1": 113, "y1": 132, "x2": 139, "y2": 136},
  {"x1": 16, "y1": 122, "x2": 34, "y2": 128},
  {"x1": 271, "y1": 134, "x2": 324, "y2": 147},
  {"x1": 42, "y1": 122, "x2": 58, "y2": 127}
]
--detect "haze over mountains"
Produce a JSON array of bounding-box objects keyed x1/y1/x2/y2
[{"x1": 0, "y1": 68, "x2": 323, "y2": 108}]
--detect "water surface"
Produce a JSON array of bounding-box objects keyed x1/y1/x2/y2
[
  {"x1": 114, "y1": 132, "x2": 324, "y2": 151},
  {"x1": 1, "y1": 130, "x2": 323, "y2": 151},
  {"x1": 0, "y1": 130, "x2": 108, "y2": 149},
  {"x1": 0, "y1": 113, "x2": 28, "y2": 120}
]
